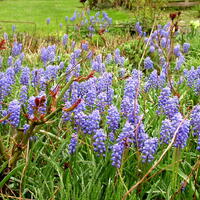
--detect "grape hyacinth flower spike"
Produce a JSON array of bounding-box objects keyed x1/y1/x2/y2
[
  {"x1": 68, "y1": 133, "x2": 78, "y2": 154},
  {"x1": 93, "y1": 129, "x2": 106, "y2": 156}
]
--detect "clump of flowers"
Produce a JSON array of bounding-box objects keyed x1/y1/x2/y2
[
  {"x1": 190, "y1": 105, "x2": 200, "y2": 150},
  {"x1": 68, "y1": 133, "x2": 78, "y2": 154},
  {"x1": 93, "y1": 129, "x2": 106, "y2": 156},
  {"x1": 160, "y1": 113, "x2": 190, "y2": 148},
  {"x1": 141, "y1": 138, "x2": 158, "y2": 162}
]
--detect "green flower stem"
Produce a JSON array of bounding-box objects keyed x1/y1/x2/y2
[
  {"x1": 0, "y1": 137, "x2": 8, "y2": 162},
  {"x1": 121, "y1": 148, "x2": 129, "y2": 175},
  {"x1": 56, "y1": 76, "x2": 75, "y2": 106},
  {"x1": 44, "y1": 107, "x2": 62, "y2": 122},
  {"x1": 172, "y1": 148, "x2": 181, "y2": 192}
]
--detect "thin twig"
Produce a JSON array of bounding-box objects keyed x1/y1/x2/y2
[
  {"x1": 0, "y1": 192, "x2": 33, "y2": 200},
  {"x1": 145, "y1": 159, "x2": 182, "y2": 183},
  {"x1": 170, "y1": 157, "x2": 200, "y2": 200}
]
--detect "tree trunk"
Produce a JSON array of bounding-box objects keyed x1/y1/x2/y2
[{"x1": 114, "y1": 0, "x2": 123, "y2": 7}]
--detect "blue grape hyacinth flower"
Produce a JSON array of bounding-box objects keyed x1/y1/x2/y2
[{"x1": 93, "y1": 129, "x2": 106, "y2": 156}]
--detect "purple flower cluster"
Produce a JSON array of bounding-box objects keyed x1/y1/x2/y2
[
  {"x1": 144, "y1": 23, "x2": 187, "y2": 71},
  {"x1": 59, "y1": 61, "x2": 64, "y2": 70},
  {"x1": 96, "y1": 92, "x2": 108, "y2": 112},
  {"x1": 46, "y1": 18, "x2": 50, "y2": 25},
  {"x1": 183, "y1": 43, "x2": 190, "y2": 54},
  {"x1": 4, "y1": 33, "x2": 8, "y2": 40},
  {"x1": 70, "y1": 11, "x2": 77, "y2": 22},
  {"x1": 145, "y1": 23, "x2": 170, "y2": 57},
  {"x1": 173, "y1": 44, "x2": 187, "y2": 70},
  {"x1": 68, "y1": 133, "x2": 78, "y2": 154},
  {"x1": 144, "y1": 57, "x2": 153, "y2": 69},
  {"x1": 174, "y1": 43, "x2": 190, "y2": 56},
  {"x1": 23, "y1": 124, "x2": 30, "y2": 134},
  {"x1": 14, "y1": 58, "x2": 22, "y2": 73},
  {"x1": 102, "y1": 11, "x2": 112, "y2": 25},
  {"x1": 85, "y1": 84, "x2": 96, "y2": 107},
  {"x1": 141, "y1": 138, "x2": 158, "y2": 162},
  {"x1": 107, "y1": 105, "x2": 120, "y2": 131},
  {"x1": 105, "y1": 53, "x2": 112, "y2": 65},
  {"x1": 7, "y1": 56, "x2": 13, "y2": 67},
  {"x1": 19, "y1": 85, "x2": 28, "y2": 104},
  {"x1": 124, "y1": 76, "x2": 139, "y2": 100},
  {"x1": 31, "y1": 68, "x2": 44, "y2": 87},
  {"x1": 96, "y1": 72, "x2": 112, "y2": 94},
  {"x1": 184, "y1": 66, "x2": 200, "y2": 95},
  {"x1": 197, "y1": 137, "x2": 200, "y2": 151},
  {"x1": 158, "y1": 87, "x2": 179, "y2": 119},
  {"x1": 12, "y1": 42, "x2": 22, "y2": 57},
  {"x1": 12, "y1": 25, "x2": 16, "y2": 32},
  {"x1": 175, "y1": 55, "x2": 185, "y2": 70},
  {"x1": 66, "y1": 10, "x2": 112, "y2": 38},
  {"x1": 6, "y1": 67, "x2": 15, "y2": 84},
  {"x1": 133, "y1": 120, "x2": 149, "y2": 149},
  {"x1": 160, "y1": 113, "x2": 190, "y2": 148},
  {"x1": 44, "y1": 65, "x2": 59, "y2": 81},
  {"x1": 117, "y1": 121, "x2": 134, "y2": 144},
  {"x1": 114, "y1": 49, "x2": 125, "y2": 66},
  {"x1": 144, "y1": 70, "x2": 159, "y2": 92},
  {"x1": 8, "y1": 100, "x2": 21, "y2": 127},
  {"x1": 62, "y1": 34, "x2": 68, "y2": 46},
  {"x1": 92, "y1": 54, "x2": 105, "y2": 73},
  {"x1": 109, "y1": 132, "x2": 115, "y2": 142},
  {"x1": 121, "y1": 70, "x2": 142, "y2": 125},
  {"x1": 1, "y1": 15, "x2": 199, "y2": 173},
  {"x1": 86, "y1": 110, "x2": 101, "y2": 134},
  {"x1": 93, "y1": 129, "x2": 106, "y2": 156},
  {"x1": 190, "y1": 105, "x2": 200, "y2": 136},
  {"x1": 62, "y1": 101, "x2": 71, "y2": 122},
  {"x1": 174, "y1": 45, "x2": 181, "y2": 57},
  {"x1": 135, "y1": 22, "x2": 145, "y2": 37},
  {"x1": 0, "y1": 72, "x2": 13, "y2": 101},
  {"x1": 20, "y1": 67, "x2": 30, "y2": 85},
  {"x1": 41, "y1": 45, "x2": 56, "y2": 65},
  {"x1": 75, "y1": 109, "x2": 100, "y2": 135},
  {"x1": 111, "y1": 142, "x2": 124, "y2": 168},
  {"x1": 190, "y1": 105, "x2": 200, "y2": 151},
  {"x1": 27, "y1": 96, "x2": 35, "y2": 117},
  {"x1": 81, "y1": 43, "x2": 88, "y2": 51},
  {"x1": 87, "y1": 49, "x2": 93, "y2": 60}
]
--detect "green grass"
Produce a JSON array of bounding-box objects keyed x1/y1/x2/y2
[
  {"x1": 0, "y1": 0, "x2": 133, "y2": 35},
  {"x1": 0, "y1": 0, "x2": 199, "y2": 36}
]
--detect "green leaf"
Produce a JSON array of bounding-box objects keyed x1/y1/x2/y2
[{"x1": 0, "y1": 163, "x2": 25, "y2": 188}]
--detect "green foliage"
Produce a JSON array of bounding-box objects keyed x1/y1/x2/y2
[{"x1": 0, "y1": 4, "x2": 200, "y2": 200}]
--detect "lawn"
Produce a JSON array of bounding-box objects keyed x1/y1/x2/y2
[{"x1": 0, "y1": 0, "x2": 133, "y2": 35}]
